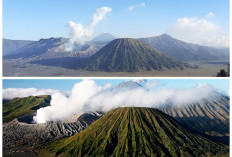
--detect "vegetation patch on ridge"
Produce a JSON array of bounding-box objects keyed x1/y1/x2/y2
[{"x1": 3, "y1": 95, "x2": 51, "y2": 123}]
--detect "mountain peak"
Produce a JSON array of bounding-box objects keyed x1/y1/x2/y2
[
  {"x1": 114, "y1": 80, "x2": 143, "y2": 90},
  {"x1": 159, "y1": 33, "x2": 173, "y2": 39},
  {"x1": 80, "y1": 37, "x2": 189, "y2": 72},
  {"x1": 91, "y1": 33, "x2": 116, "y2": 43},
  {"x1": 80, "y1": 37, "x2": 188, "y2": 72},
  {"x1": 38, "y1": 107, "x2": 229, "y2": 157},
  {"x1": 98, "y1": 33, "x2": 115, "y2": 37},
  {"x1": 113, "y1": 38, "x2": 149, "y2": 45}
]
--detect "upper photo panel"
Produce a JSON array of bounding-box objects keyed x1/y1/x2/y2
[{"x1": 3, "y1": 0, "x2": 230, "y2": 77}]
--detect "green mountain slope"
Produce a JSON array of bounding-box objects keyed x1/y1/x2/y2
[
  {"x1": 3, "y1": 95, "x2": 51, "y2": 123},
  {"x1": 80, "y1": 38, "x2": 190, "y2": 72},
  {"x1": 37, "y1": 107, "x2": 228, "y2": 157}
]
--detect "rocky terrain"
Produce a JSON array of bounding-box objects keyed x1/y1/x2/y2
[{"x1": 3, "y1": 112, "x2": 103, "y2": 149}]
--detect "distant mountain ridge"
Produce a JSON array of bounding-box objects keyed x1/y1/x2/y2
[
  {"x1": 160, "y1": 93, "x2": 230, "y2": 144},
  {"x1": 4, "y1": 33, "x2": 229, "y2": 62},
  {"x1": 37, "y1": 107, "x2": 229, "y2": 157},
  {"x1": 3, "y1": 38, "x2": 34, "y2": 56},
  {"x1": 140, "y1": 34, "x2": 229, "y2": 62},
  {"x1": 5, "y1": 37, "x2": 68, "y2": 59},
  {"x1": 4, "y1": 35, "x2": 112, "y2": 60}
]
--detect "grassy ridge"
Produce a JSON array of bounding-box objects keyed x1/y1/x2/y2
[
  {"x1": 3, "y1": 95, "x2": 51, "y2": 123},
  {"x1": 37, "y1": 107, "x2": 229, "y2": 157}
]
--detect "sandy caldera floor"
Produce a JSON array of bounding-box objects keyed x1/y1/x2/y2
[
  {"x1": 3, "y1": 59, "x2": 229, "y2": 77},
  {"x1": 3, "y1": 146, "x2": 38, "y2": 157}
]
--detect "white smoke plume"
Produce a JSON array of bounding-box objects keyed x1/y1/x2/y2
[
  {"x1": 3, "y1": 88, "x2": 70, "y2": 100},
  {"x1": 65, "y1": 7, "x2": 112, "y2": 51},
  {"x1": 34, "y1": 80, "x2": 215, "y2": 123}
]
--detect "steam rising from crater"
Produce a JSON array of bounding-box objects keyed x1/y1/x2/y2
[
  {"x1": 34, "y1": 80, "x2": 215, "y2": 123},
  {"x1": 65, "y1": 7, "x2": 112, "y2": 51}
]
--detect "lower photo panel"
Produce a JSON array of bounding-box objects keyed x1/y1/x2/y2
[{"x1": 2, "y1": 79, "x2": 230, "y2": 157}]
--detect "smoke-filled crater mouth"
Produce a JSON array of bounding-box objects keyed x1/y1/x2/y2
[
  {"x1": 69, "y1": 43, "x2": 91, "y2": 51},
  {"x1": 17, "y1": 113, "x2": 37, "y2": 124}
]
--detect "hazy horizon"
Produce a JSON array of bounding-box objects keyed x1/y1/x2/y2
[{"x1": 3, "y1": 79, "x2": 229, "y2": 99}]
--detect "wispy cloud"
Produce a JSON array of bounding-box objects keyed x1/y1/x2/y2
[
  {"x1": 3, "y1": 88, "x2": 70, "y2": 100},
  {"x1": 127, "y1": 2, "x2": 145, "y2": 11},
  {"x1": 206, "y1": 12, "x2": 215, "y2": 18},
  {"x1": 167, "y1": 13, "x2": 229, "y2": 47}
]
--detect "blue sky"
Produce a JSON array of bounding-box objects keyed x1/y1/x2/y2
[
  {"x1": 3, "y1": 79, "x2": 230, "y2": 95},
  {"x1": 3, "y1": 0, "x2": 229, "y2": 47}
]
